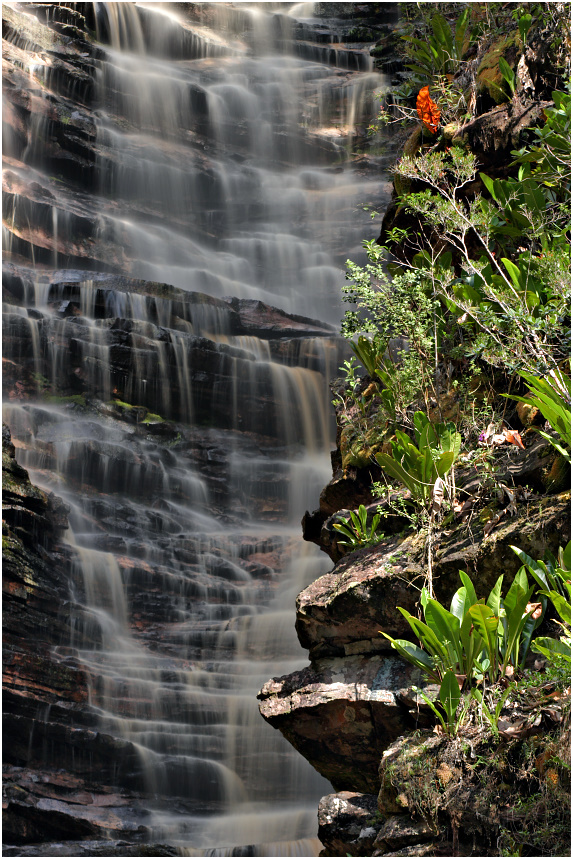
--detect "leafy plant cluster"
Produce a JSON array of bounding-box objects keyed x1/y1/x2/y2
[
  {"x1": 378, "y1": 2, "x2": 569, "y2": 134},
  {"x1": 337, "y1": 88, "x2": 571, "y2": 517},
  {"x1": 393, "y1": 133, "x2": 571, "y2": 380},
  {"x1": 333, "y1": 53, "x2": 571, "y2": 745},
  {"x1": 376, "y1": 411, "x2": 460, "y2": 508},
  {"x1": 383, "y1": 542, "x2": 570, "y2": 737}
]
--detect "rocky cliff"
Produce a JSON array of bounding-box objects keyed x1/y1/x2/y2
[{"x1": 259, "y1": 478, "x2": 570, "y2": 854}]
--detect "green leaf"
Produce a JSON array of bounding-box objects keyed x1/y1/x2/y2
[
  {"x1": 454, "y1": 8, "x2": 470, "y2": 57},
  {"x1": 380, "y1": 634, "x2": 441, "y2": 680},
  {"x1": 531, "y1": 636, "x2": 571, "y2": 661},
  {"x1": 480, "y1": 172, "x2": 497, "y2": 200},
  {"x1": 450, "y1": 586, "x2": 469, "y2": 624},
  {"x1": 510, "y1": 546, "x2": 550, "y2": 588},
  {"x1": 435, "y1": 450, "x2": 455, "y2": 478},
  {"x1": 546, "y1": 591, "x2": 572, "y2": 626},
  {"x1": 376, "y1": 453, "x2": 418, "y2": 497},
  {"x1": 413, "y1": 411, "x2": 429, "y2": 445},
  {"x1": 503, "y1": 568, "x2": 529, "y2": 616},
  {"x1": 518, "y1": 13, "x2": 532, "y2": 45},
  {"x1": 458, "y1": 571, "x2": 478, "y2": 608},
  {"x1": 397, "y1": 608, "x2": 450, "y2": 666},
  {"x1": 501, "y1": 586, "x2": 536, "y2": 672},
  {"x1": 498, "y1": 57, "x2": 515, "y2": 91},
  {"x1": 425, "y1": 599, "x2": 463, "y2": 667},
  {"x1": 406, "y1": 63, "x2": 434, "y2": 78},
  {"x1": 486, "y1": 575, "x2": 504, "y2": 617},
  {"x1": 439, "y1": 670, "x2": 461, "y2": 727},
  {"x1": 501, "y1": 257, "x2": 525, "y2": 291},
  {"x1": 469, "y1": 604, "x2": 499, "y2": 680}
]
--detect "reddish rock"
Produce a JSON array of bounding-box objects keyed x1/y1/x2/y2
[
  {"x1": 258, "y1": 653, "x2": 422, "y2": 793},
  {"x1": 2, "y1": 766, "x2": 153, "y2": 846}
]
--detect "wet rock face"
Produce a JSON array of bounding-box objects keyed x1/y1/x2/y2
[
  {"x1": 2, "y1": 767, "x2": 156, "y2": 847},
  {"x1": 3, "y1": 264, "x2": 341, "y2": 440},
  {"x1": 3, "y1": 425, "x2": 80, "y2": 694},
  {"x1": 3, "y1": 427, "x2": 104, "y2": 834},
  {"x1": 3, "y1": 428, "x2": 149, "y2": 792}
]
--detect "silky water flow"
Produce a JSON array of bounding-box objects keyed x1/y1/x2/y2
[{"x1": 2, "y1": 2, "x2": 394, "y2": 854}]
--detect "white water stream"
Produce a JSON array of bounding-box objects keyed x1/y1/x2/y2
[{"x1": 3, "y1": 2, "x2": 394, "y2": 853}]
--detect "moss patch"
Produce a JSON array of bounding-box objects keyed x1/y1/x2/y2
[
  {"x1": 379, "y1": 708, "x2": 571, "y2": 856},
  {"x1": 476, "y1": 32, "x2": 520, "y2": 104},
  {"x1": 45, "y1": 394, "x2": 86, "y2": 407}
]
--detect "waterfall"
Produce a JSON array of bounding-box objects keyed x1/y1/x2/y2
[{"x1": 3, "y1": 2, "x2": 394, "y2": 854}]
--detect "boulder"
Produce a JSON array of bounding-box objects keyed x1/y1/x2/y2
[
  {"x1": 318, "y1": 791, "x2": 379, "y2": 857},
  {"x1": 2, "y1": 766, "x2": 155, "y2": 847},
  {"x1": 258, "y1": 653, "x2": 423, "y2": 793}
]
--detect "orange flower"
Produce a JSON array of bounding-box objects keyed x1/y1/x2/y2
[
  {"x1": 504, "y1": 429, "x2": 526, "y2": 449},
  {"x1": 416, "y1": 86, "x2": 441, "y2": 134}
]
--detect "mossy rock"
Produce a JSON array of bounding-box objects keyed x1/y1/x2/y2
[
  {"x1": 45, "y1": 394, "x2": 86, "y2": 407},
  {"x1": 341, "y1": 424, "x2": 373, "y2": 470},
  {"x1": 403, "y1": 126, "x2": 423, "y2": 157},
  {"x1": 516, "y1": 396, "x2": 540, "y2": 427},
  {"x1": 142, "y1": 411, "x2": 164, "y2": 425},
  {"x1": 341, "y1": 421, "x2": 389, "y2": 470},
  {"x1": 442, "y1": 122, "x2": 459, "y2": 142},
  {"x1": 476, "y1": 32, "x2": 520, "y2": 104},
  {"x1": 108, "y1": 398, "x2": 164, "y2": 424}
]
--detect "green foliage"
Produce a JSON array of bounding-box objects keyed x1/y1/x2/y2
[
  {"x1": 512, "y1": 88, "x2": 571, "y2": 202},
  {"x1": 332, "y1": 504, "x2": 382, "y2": 551},
  {"x1": 393, "y1": 120, "x2": 571, "y2": 375},
  {"x1": 504, "y1": 369, "x2": 571, "y2": 462},
  {"x1": 516, "y1": 11, "x2": 533, "y2": 46},
  {"x1": 531, "y1": 633, "x2": 571, "y2": 667},
  {"x1": 411, "y1": 669, "x2": 470, "y2": 736},
  {"x1": 470, "y1": 685, "x2": 512, "y2": 738},
  {"x1": 381, "y1": 566, "x2": 543, "y2": 687},
  {"x1": 512, "y1": 541, "x2": 571, "y2": 602},
  {"x1": 343, "y1": 241, "x2": 440, "y2": 416},
  {"x1": 512, "y1": 542, "x2": 572, "y2": 667},
  {"x1": 479, "y1": 161, "x2": 569, "y2": 256},
  {"x1": 350, "y1": 335, "x2": 380, "y2": 378},
  {"x1": 375, "y1": 412, "x2": 460, "y2": 506},
  {"x1": 349, "y1": 338, "x2": 399, "y2": 420},
  {"x1": 498, "y1": 56, "x2": 516, "y2": 96},
  {"x1": 402, "y1": 9, "x2": 470, "y2": 83}
]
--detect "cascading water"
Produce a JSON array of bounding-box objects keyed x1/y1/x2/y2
[{"x1": 3, "y1": 2, "x2": 395, "y2": 854}]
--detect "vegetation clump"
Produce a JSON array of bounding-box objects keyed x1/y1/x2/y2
[{"x1": 332, "y1": 5, "x2": 571, "y2": 852}]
